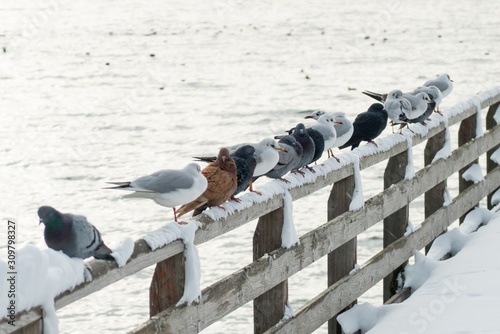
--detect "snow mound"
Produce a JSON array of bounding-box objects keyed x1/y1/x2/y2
[
  {"x1": 461, "y1": 163, "x2": 484, "y2": 183},
  {"x1": 111, "y1": 237, "x2": 135, "y2": 267}
]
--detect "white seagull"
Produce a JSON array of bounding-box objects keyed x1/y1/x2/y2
[{"x1": 105, "y1": 163, "x2": 208, "y2": 224}]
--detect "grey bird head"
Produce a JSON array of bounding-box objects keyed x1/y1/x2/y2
[
  {"x1": 388, "y1": 89, "x2": 403, "y2": 99},
  {"x1": 294, "y1": 123, "x2": 308, "y2": 136},
  {"x1": 38, "y1": 206, "x2": 60, "y2": 226}
]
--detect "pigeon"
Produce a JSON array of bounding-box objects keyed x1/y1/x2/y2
[
  {"x1": 176, "y1": 148, "x2": 238, "y2": 217},
  {"x1": 194, "y1": 145, "x2": 257, "y2": 199},
  {"x1": 339, "y1": 103, "x2": 388, "y2": 150},
  {"x1": 105, "y1": 163, "x2": 208, "y2": 224},
  {"x1": 265, "y1": 135, "x2": 303, "y2": 182},
  {"x1": 38, "y1": 206, "x2": 114, "y2": 261},
  {"x1": 290, "y1": 123, "x2": 316, "y2": 173},
  {"x1": 423, "y1": 73, "x2": 453, "y2": 98},
  {"x1": 305, "y1": 113, "x2": 338, "y2": 159},
  {"x1": 305, "y1": 127, "x2": 325, "y2": 164}
]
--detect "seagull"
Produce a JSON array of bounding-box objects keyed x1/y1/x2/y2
[
  {"x1": 105, "y1": 162, "x2": 208, "y2": 224},
  {"x1": 176, "y1": 148, "x2": 238, "y2": 218},
  {"x1": 305, "y1": 113, "x2": 338, "y2": 159},
  {"x1": 412, "y1": 85, "x2": 443, "y2": 115},
  {"x1": 194, "y1": 145, "x2": 257, "y2": 199},
  {"x1": 400, "y1": 92, "x2": 434, "y2": 120},
  {"x1": 423, "y1": 73, "x2": 453, "y2": 98},
  {"x1": 265, "y1": 135, "x2": 303, "y2": 183},
  {"x1": 382, "y1": 90, "x2": 412, "y2": 126},
  {"x1": 38, "y1": 206, "x2": 114, "y2": 261},
  {"x1": 330, "y1": 111, "x2": 354, "y2": 151},
  {"x1": 339, "y1": 103, "x2": 388, "y2": 150}
]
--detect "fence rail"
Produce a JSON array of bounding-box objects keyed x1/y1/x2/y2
[{"x1": 3, "y1": 87, "x2": 500, "y2": 334}]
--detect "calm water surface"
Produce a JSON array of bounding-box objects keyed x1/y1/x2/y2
[{"x1": 1, "y1": 0, "x2": 499, "y2": 332}]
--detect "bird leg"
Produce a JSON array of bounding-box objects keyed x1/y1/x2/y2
[
  {"x1": 230, "y1": 196, "x2": 241, "y2": 203},
  {"x1": 217, "y1": 205, "x2": 226, "y2": 211},
  {"x1": 369, "y1": 141, "x2": 378, "y2": 148},
  {"x1": 248, "y1": 179, "x2": 262, "y2": 196},
  {"x1": 434, "y1": 107, "x2": 443, "y2": 116},
  {"x1": 173, "y1": 207, "x2": 188, "y2": 225},
  {"x1": 330, "y1": 151, "x2": 340, "y2": 163},
  {"x1": 279, "y1": 177, "x2": 291, "y2": 184}
]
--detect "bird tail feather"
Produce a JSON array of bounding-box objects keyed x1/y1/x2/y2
[
  {"x1": 362, "y1": 90, "x2": 385, "y2": 102},
  {"x1": 192, "y1": 156, "x2": 216, "y2": 163},
  {"x1": 176, "y1": 200, "x2": 207, "y2": 218}
]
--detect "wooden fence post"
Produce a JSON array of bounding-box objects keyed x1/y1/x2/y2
[
  {"x1": 487, "y1": 102, "x2": 500, "y2": 209},
  {"x1": 149, "y1": 253, "x2": 185, "y2": 317},
  {"x1": 383, "y1": 151, "x2": 409, "y2": 302},
  {"x1": 253, "y1": 206, "x2": 287, "y2": 334},
  {"x1": 424, "y1": 130, "x2": 447, "y2": 253},
  {"x1": 458, "y1": 113, "x2": 478, "y2": 223},
  {"x1": 327, "y1": 174, "x2": 356, "y2": 334}
]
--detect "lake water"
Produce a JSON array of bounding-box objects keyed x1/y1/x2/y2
[{"x1": 1, "y1": 0, "x2": 500, "y2": 332}]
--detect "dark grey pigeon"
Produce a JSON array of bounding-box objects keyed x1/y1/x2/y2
[
  {"x1": 265, "y1": 135, "x2": 303, "y2": 182},
  {"x1": 38, "y1": 206, "x2": 114, "y2": 261},
  {"x1": 290, "y1": 123, "x2": 316, "y2": 174},
  {"x1": 339, "y1": 103, "x2": 388, "y2": 150}
]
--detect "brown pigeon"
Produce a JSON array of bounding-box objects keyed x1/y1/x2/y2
[{"x1": 176, "y1": 148, "x2": 237, "y2": 217}]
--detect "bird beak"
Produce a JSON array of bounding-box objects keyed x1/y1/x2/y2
[
  {"x1": 334, "y1": 121, "x2": 343, "y2": 124},
  {"x1": 39, "y1": 219, "x2": 43, "y2": 225},
  {"x1": 304, "y1": 115, "x2": 314, "y2": 119},
  {"x1": 275, "y1": 147, "x2": 286, "y2": 152}
]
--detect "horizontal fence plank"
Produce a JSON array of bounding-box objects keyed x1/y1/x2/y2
[
  {"x1": 129, "y1": 121, "x2": 500, "y2": 333},
  {"x1": 266, "y1": 165, "x2": 500, "y2": 334},
  {"x1": 2, "y1": 89, "x2": 500, "y2": 333}
]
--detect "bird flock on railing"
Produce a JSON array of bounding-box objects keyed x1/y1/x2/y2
[{"x1": 37, "y1": 74, "x2": 453, "y2": 262}]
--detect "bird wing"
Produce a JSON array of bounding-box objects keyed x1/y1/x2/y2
[
  {"x1": 68, "y1": 214, "x2": 112, "y2": 259},
  {"x1": 131, "y1": 169, "x2": 195, "y2": 193}
]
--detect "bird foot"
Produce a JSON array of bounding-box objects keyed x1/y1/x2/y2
[
  {"x1": 369, "y1": 141, "x2": 378, "y2": 148},
  {"x1": 217, "y1": 205, "x2": 226, "y2": 211},
  {"x1": 305, "y1": 165, "x2": 316, "y2": 173},
  {"x1": 177, "y1": 221, "x2": 189, "y2": 225},
  {"x1": 291, "y1": 170, "x2": 306, "y2": 177},
  {"x1": 420, "y1": 121, "x2": 427, "y2": 125},
  {"x1": 331, "y1": 155, "x2": 340, "y2": 163},
  {"x1": 279, "y1": 177, "x2": 291, "y2": 184},
  {"x1": 250, "y1": 190, "x2": 262, "y2": 196},
  {"x1": 230, "y1": 196, "x2": 241, "y2": 203},
  {"x1": 435, "y1": 109, "x2": 443, "y2": 116}
]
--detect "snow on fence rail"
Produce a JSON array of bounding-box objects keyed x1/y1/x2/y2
[{"x1": 3, "y1": 87, "x2": 500, "y2": 334}]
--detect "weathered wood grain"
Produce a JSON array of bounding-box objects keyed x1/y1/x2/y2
[
  {"x1": 487, "y1": 101, "x2": 500, "y2": 208},
  {"x1": 383, "y1": 151, "x2": 409, "y2": 302},
  {"x1": 424, "y1": 129, "x2": 448, "y2": 253},
  {"x1": 459, "y1": 113, "x2": 478, "y2": 223},
  {"x1": 253, "y1": 207, "x2": 288, "y2": 334},
  {"x1": 327, "y1": 175, "x2": 356, "y2": 334}
]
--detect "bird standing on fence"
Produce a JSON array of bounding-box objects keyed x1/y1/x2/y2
[
  {"x1": 38, "y1": 206, "x2": 115, "y2": 261},
  {"x1": 305, "y1": 113, "x2": 338, "y2": 159},
  {"x1": 104, "y1": 163, "x2": 208, "y2": 224},
  {"x1": 265, "y1": 135, "x2": 304, "y2": 182},
  {"x1": 423, "y1": 73, "x2": 453, "y2": 98},
  {"x1": 194, "y1": 145, "x2": 257, "y2": 199},
  {"x1": 412, "y1": 85, "x2": 443, "y2": 115},
  {"x1": 177, "y1": 148, "x2": 238, "y2": 217},
  {"x1": 287, "y1": 123, "x2": 316, "y2": 174},
  {"x1": 339, "y1": 103, "x2": 388, "y2": 150}
]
